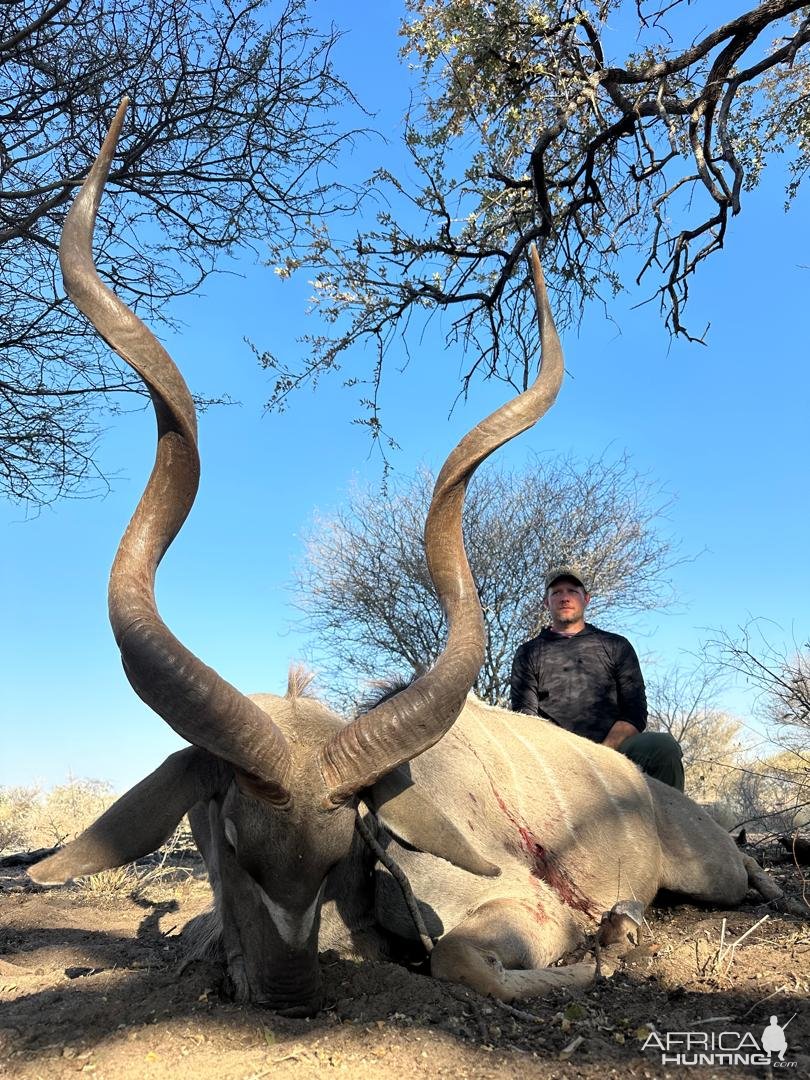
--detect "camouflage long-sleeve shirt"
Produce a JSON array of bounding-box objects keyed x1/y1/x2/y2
[{"x1": 510, "y1": 623, "x2": 647, "y2": 743}]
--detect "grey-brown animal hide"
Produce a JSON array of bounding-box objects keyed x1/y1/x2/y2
[{"x1": 366, "y1": 697, "x2": 758, "y2": 999}]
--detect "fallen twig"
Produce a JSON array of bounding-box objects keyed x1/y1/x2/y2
[
  {"x1": 494, "y1": 999, "x2": 543, "y2": 1023},
  {"x1": 740, "y1": 985, "x2": 791, "y2": 1020},
  {"x1": 559, "y1": 1034, "x2": 584, "y2": 1059},
  {"x1": 714, "y1": 914, "x2": 770, "y2": 976},
  {"x1": 685, "y1": 1015, "x2": 734, "y2": 1027}
]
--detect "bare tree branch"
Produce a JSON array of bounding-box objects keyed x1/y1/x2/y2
[
  {"x1": 705, "y1": 621, "x2": 810, "y2": 749},
  {"x1": 0, "y1": 0, "x2": 363, "y2": 504},
  {"x1": 267, "y1": 0, "x2": 810, "y2": 423}
]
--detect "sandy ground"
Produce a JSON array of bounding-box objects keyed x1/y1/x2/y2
[{"x1": 1, "y1": 839, "x2": 808, "y2": 1080}]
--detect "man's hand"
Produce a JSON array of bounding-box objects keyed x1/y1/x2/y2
[{"x1": 602, "y1": 721, "x2": 640, "y2": 750}]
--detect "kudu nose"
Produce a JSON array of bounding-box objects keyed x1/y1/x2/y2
[
  {"x1": 252, "y1": 986, "x2": 323, "y2": 1017},
  {"x1": 272, "y1": 995, "x2": 323, "y2": 1019},
  {"x1": 246, "y1": 960, "x2": 324, "y2": 1016}
]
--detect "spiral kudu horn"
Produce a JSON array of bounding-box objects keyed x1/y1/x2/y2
[
  {"x1": 60, "y1": 99, "x2": 291, "y2": 803},
  {"x1": 319, "y1": 246, "x2": 564, "y2": 804}
]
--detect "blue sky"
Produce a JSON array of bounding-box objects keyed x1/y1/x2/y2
[{"x1": 2, "y1": 0, "x2": 808, "y2": 791}]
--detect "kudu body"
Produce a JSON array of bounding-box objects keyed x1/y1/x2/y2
[{"x1": 31, "y1": 103, "x2": 777, "y2": 1013}]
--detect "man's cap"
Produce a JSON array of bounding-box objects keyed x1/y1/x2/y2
[{"x1": 545, "y1": 567, "x2": 588, "y2": 592}]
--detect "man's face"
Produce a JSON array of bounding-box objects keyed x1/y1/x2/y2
[{"x1": 545, "y1": 578, "x2": 590, "y2": 627}]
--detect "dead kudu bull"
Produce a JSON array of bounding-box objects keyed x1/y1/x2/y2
[{"x1": 31, "y1": 101, "x2": 780, "y2": 1015}]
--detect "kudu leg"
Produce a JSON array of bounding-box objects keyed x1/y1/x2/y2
[
  {"x1": 659, "y1": 846, "x2": 750, "y2": 905},
  {"x1": 742, "y1": 854, "x2": 784, "y2": 902},
  {"x1": 647, "y1": 777, "x2": 762, "y2": 905},
  {"x1": 430, "y1": 897, "x2": 595, "y2": 1002}
]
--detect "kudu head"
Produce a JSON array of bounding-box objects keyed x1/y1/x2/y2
[{"x1": 30, "y1": 99, "x2": 564, "y2": 1015}]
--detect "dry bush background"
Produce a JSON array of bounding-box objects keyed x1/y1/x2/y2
[
  {"x1": 0, "y1": 785, "x2": 40, "y2": 853},
  {"x1": 0, "y1": 778, "x2": 195, "y2": 902},
  {"x1": 648, "y1": 659, "x2": 809, "y2": 832},
  {"x1": 0, "y1": 777, "x2": 115, "y2": 853}
]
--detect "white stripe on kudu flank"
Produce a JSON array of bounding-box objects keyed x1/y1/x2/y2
[
  {"x1": 470, "y1": 706, "x2": 526, "y2": 816},
  {"x1": 257, "y1": 882, "x2": 324, "y2": 949},
  {"x1": 564, "y1": 736, "x2": 630, "y2": 842},
  {"x1": 508, "y1": 728, "x2": 576, "y2": 840}
]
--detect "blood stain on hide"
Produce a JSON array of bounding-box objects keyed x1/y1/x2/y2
[
  {"x1": 490, "y1": 784, "x2": 596, "y2": 917},
  {"x1": 518, "y1": 898, "x2": 547, "y2": 923}
]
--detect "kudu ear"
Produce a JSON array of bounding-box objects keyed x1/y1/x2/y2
[
  {"x1": 366, "y1": 767, "x2": 500, "y2": 878},
  {"x1": 29, "y1": 748, "x2": 228, "y2": 885}
]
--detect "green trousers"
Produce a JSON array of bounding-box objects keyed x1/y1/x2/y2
[{"x1": 619, "y1": 731, "x2": 684, "y2": 791}]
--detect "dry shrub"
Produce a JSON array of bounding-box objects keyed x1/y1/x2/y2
[
  {"x1": 0, "y1": 786, "x2": 40, "y2": 853},
  {"x1": 735, "y1": 750, "x2": 810, "y2": 832},
  {"x1": 647, "y1": 663, "x2": 751, "y2": 812},
  {"x1": 0, "y1": 777, "x2": 115, "y2": 853},
  {"x1": 679, "y1": 713, "x2": 749, "y2": 808},
  {"x1": 31, "y1": 778, "x2": 116, "y2": 849},
  {"x1": 1, "y1": 777, "x2": 197, "y2": 902}
]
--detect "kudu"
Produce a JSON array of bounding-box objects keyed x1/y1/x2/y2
[{"x1": 31, "y1": 102, "x2": 779, "y2": 1014}]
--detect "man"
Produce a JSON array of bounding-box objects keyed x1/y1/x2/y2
[{"x1": 510, "y1": 568, "x2": 684, "y2": 790}]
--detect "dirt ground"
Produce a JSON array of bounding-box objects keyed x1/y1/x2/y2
[{"x1": 1, "y1": 838, "x2": 808, "y2": 1080}]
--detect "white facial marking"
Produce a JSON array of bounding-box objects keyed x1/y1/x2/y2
[{"x1": 257, "y1": 881, "x2": 325, "y2": 948}]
